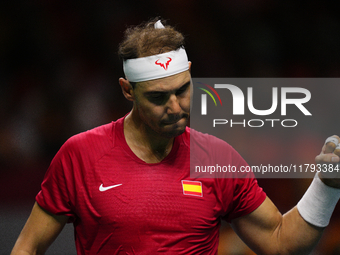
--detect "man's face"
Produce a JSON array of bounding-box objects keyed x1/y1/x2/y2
[{"x1": 133, "y1": 70, "x2": 191, "y2": 138}]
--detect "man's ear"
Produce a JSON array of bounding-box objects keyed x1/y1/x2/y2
[{"x1": 119, "y1": 78, "x2": 134, "y2": 101}]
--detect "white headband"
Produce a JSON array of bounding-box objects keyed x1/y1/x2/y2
[
  {"x1": 122, "y1": 20, "x2": 189, "y2": 82},
  {"x1": 123, "y1": 48, "x2": 189, "y2": 82}
]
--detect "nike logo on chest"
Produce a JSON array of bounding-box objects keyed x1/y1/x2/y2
[{"x1": 99, "y1": 183, "x2": 122, "y2": 192}]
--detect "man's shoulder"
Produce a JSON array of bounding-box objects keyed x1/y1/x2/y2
[
  {"x1": 68, "y1": 122, "x2": 114, "y2": 147},
  {"x1": 59, "y1": 118, "x2": 123, "y2": 157},
  {"x1": 187, "y1": 127, "x2": 233, "y2": 149},
  {"x1": 187, "y1": 127, "x2": 244, "y2": 166}
]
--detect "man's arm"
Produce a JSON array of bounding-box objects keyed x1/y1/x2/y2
[
  {"x1": 231, "y1": 136, "x2": 340, "y2": 255},
  {"x1": 11, "y1": 202, "x2": 69, "y2": 255},
  {"x1": 231, "y1": 197, "x2": 323, "y2": 255}
]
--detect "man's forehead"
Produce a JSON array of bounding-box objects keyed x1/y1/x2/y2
[{"x1": 138, "y1": 71, "x2": 191, "y2": 91}]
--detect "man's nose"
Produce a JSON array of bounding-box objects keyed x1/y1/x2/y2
[{"x1": 166, "y1": 94, "x2": 181, "y2": 115}]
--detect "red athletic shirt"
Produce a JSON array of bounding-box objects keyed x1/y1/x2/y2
[{"x1": 36, "y1": 117, "x2": 266, "y2": 255}]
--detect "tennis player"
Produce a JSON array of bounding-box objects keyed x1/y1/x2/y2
[{"x1": 11, "y1": 18, "x2": 340, "y2": 255}]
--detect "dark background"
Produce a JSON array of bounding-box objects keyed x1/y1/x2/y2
[{"x1": 1, "y1": 1, "x2": 340, "y2": 254}]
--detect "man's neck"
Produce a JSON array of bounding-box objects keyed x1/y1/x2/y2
[{"x1": 123, "y1": 112, "x2": 175, "y2": 163}]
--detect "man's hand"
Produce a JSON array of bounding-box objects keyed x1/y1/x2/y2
[{"x1": 315, "y1": 135, "x2": 340, "y2": 188}]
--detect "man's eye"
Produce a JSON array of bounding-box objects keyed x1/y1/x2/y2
[
  {"x1": 176, "y1": 84, "x2": 189, "y2": 95},
  {"x1": 148, "y1": 94, "x2": 167, "y2": 104},
  {"x1": 176, "y1": 88, "x2": 186, "y2": 95}
]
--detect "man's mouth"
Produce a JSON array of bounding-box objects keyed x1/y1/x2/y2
[
  {"x1": 163, "y1": 115, "x2": 187, "y2": 125},
  {"x1": 163, "y1": 119, "x2": 181, "y2": 125}
]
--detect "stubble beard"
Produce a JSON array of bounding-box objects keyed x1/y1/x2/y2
[{"x1": 150, "y1": 115, "x2": 189, "y2": 139}]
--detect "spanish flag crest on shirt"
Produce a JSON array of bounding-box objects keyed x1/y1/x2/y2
[{"x1": 181, "y1": 180, "x2": 203, "y2": 197}]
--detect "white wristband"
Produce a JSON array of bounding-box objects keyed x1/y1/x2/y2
[
  {"x1": 297, "y1": 174, "x2": 340, "y2": 227},
  {"x1": 325, "y1": 136, "x2": 339, "y2": 146}
]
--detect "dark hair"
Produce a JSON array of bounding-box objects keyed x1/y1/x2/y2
[{"x1": 118, "y1": 18, "x2": 185, "y2": 61}]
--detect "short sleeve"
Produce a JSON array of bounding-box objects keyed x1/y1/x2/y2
[
  {"x1": 36, "y1": 139, "x2": 77, "y2": 221},
  {"x1": 203, "y1": 133, "x2": 267, "y2": 222},
  {"x1": 223, "y1": 177, "x2": 266, "y2": 222}
]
